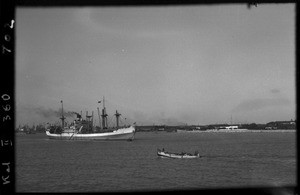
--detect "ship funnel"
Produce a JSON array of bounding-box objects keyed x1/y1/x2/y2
[{"x1": 60, "y1": 100, "x2": 66, "y2": 128}]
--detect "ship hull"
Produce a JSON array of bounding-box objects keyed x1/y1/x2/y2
[{"x1": 46, "y1": 126, "x2": 135, "y2": 141}]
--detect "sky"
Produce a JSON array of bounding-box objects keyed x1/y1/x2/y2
[{"x1": 16, "y1": 4, "x2": 295, "y2": 127}]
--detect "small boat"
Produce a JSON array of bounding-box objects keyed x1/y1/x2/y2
[
  {"x1": 45, "y1": 98, "x2": 136, "y2": 141},
  {"x1": 157, "y1": 149, "x2": 201, "y2": 159}
]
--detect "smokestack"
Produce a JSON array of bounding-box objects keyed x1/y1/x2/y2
[
  {"x1": 102, "y1": 108, "x2": 106, "y2": 129},
  {"x1": 60, "y1": 100, "x2": 65, "y2": 128},
  {"x1": 115, "y1": 110, "x2": 121, "y2": 128}
]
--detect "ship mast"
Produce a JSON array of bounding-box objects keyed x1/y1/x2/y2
[
  {"x1": 97, "y1": 107, "x2": 101, "y2": 129},
  {"x1": 86, "y1": 111, "x2": 93, "y2": 133},
  {"x1": 115, "y1": 110, "x2": 121, "y2": 128},
  {"x1": 97, "y1": 100, "x2": 102, "y2": 129},
  {"x1": 60, "y1": 100, "x2": 65, "y2": 129},
  {"x1": 101, "y1": 96, "x2": 108, "y2": 129}
]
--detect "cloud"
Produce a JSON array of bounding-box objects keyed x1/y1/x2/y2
[
  {"x1": 270, "y1": 89, "x2": 280, "y2": 94},
  {"x1": 232, "y1": 98, "x2": 291, "y2": 113},
  {"x1": 73, "y1": 8, "x2": 189, "y2": 39}
]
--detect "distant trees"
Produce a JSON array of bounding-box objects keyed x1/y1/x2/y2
[
  {"x1": 239, "y1": 123, "x2": 265, "y2": 130},
  {"x1": 35, "y1": 124, "x2": 46, "y2": 132},
  {"x1": 239, "y1": 121, "x2": 296, "y2": 130},
  {"x1": 266, "y1": 121, "x2": 296, "y2": 130},
  {"x1": 206, "y1": 125, "x2": 215, "y2": 130}
]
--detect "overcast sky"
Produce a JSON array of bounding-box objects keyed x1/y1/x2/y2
[{"x1": 16, "y1": 4, "x2": 295, "y2": 126}]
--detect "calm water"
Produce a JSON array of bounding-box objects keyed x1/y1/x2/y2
[{"x1": 16, "y1": 131, "x2": 296, "y2": 192}]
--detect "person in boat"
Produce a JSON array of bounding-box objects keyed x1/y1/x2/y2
[{"x1": 162, "y1": 148, "x2": 164, "y2": 152}]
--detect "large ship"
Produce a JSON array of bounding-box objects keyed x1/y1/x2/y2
[{"x1": 45, "y1": 98, "x2": 136, "y2": 141}]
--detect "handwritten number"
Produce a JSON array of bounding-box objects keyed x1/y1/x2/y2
[
  {"x1": 2, "y1": 175, "x2": 10, "y2": 185},
  {"x1": 2, "y1": 104, "x2": 10, "y2": 112},
  {"x1": 1, "y1": 94, "x2": 10, "y2": 101},
  {"x1": 2, "y1": 21, "x2": 13, "y2": 187},
  {"x1": 3, "y1": 115, "x2": 11, "y2": 122},
  {"x1": 2, "y1": 162, "x2": 10, "y2": 172},
  {"x1": 4, "y1": 20, "x2": 14, "y2": 29},
  {"x1": 2, "y1": 45, "x2": 11, "y2": 54},
  {"x1": 4, "y1": 35, "x2": 11, "y2": 42}
]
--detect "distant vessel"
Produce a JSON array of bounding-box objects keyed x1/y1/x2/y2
[
  {"x1": 45, "y1": 98, "x2": 135, "y2": 141},
  {"x1": 157, "y1": 149, "x2": 200, "y2": 159}
]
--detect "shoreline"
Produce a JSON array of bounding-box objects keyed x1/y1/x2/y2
[{"x1": 176, "y1": 129, "x2": 296, "y2": 133}]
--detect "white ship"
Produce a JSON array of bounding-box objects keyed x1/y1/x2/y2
[{"x1": 45, "y1": 98, "x2": 135, "y2": 141}]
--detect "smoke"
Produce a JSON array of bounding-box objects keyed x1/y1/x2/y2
[
  {"x1": 71, "y1": 111, "x2": 81, "y2": 116},
  {"x1": 33, "y1": 107, "x2": 77, "y2": 118}
]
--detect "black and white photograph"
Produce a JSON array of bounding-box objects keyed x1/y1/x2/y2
[{"x1": 14, "y1": 2, "x2": 296, "y2": 193}]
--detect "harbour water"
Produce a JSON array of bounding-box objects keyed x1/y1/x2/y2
[{"x1": 16, "y1": 131, "x2": 296, "y2": 192}]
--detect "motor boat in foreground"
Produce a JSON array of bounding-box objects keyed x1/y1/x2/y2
[{"x1": 157, "y1": 149, "x2": 201, "y2": 159}]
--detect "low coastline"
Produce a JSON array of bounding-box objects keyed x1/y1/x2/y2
[{"x1": 176, "y1": 129, "x2": 296, "y2": 133}]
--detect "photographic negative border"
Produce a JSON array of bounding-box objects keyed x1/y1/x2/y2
[{"x1": 0, "y1": 0, "x2": 297, "y2": 194}]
